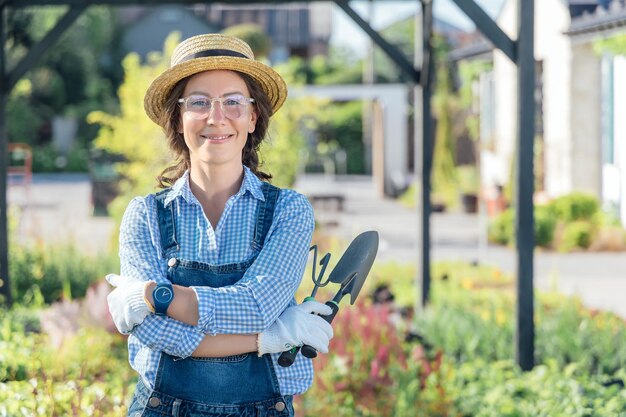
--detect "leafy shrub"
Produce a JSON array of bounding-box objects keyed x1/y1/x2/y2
[
  {"x1": 0, "y1": 310, "x2": 135, "y2": 417},
  {"x1": 6, "y1": 80, "x2": 44, "y2": 146},
  {"x1": 444, "y1": 359, "x2": 626, "y2": 417},
  {"x1": 9, "y1": 243, "x2": 118, "y2": 306},
  {"x1": 424, "y1": 262, "x2": 626, "y2": 376},
  {"x1": 535, "y1": 205, "x2": 557, "y2": 247},
  {"x1": 549, "y1": 192, "x2": 599, "y2": 222},
  {"x1": 488, "y1": 208, "x2": 514, "y2": 245},
  {"x1": 302, "y1": 302, "x2": 409, "y2": 417},
  {"x1": 488, "y1": 193, "x2": 611, "y2": 251},
  {"x1": 31, "y1": 143, "x2": 90, "y2": 173},
  {"x1": 558, "y1": 220, "x2": 594, "y2": 252}
]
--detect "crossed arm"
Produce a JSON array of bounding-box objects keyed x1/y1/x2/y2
[{"x1": 117, "y1": 193, "x2": 314, "y2": 358}]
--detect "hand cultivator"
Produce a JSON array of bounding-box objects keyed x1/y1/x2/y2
[{"x1": 278, "y1": 231, "x2": 379, "y2": 367}]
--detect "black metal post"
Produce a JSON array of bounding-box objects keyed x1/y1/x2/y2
[
  {"x1": 515, "y1": 0, "x2": 535, "y2": 371},
  {"x1": 0, "y1": 4, "x2": 11, "y2": 307},
  {"x1": 419, "y1": 0, "x2": 434, "y2": 307}
]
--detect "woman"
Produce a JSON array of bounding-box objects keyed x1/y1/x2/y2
[{"x1": 105, "y1": 33, "x2": 333, "y2": 417}]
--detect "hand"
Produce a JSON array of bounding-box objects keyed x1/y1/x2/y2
[
  {"x1": 105, "y1": 274, "x2": 154, "y2": 334},
  {"x1": 257, "y1": 301, "x2": 334, "y2": 356}
]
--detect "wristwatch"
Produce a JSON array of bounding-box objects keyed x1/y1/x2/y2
[{"x1": 152, "y1": 282, "x2": 174, "y2": 316}]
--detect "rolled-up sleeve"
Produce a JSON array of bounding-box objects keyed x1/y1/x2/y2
[
  {"x1": 192, "y1": 191, "x2": 315, "y2": 335},
  {"x1": 119, "y1": 196, "x2": 204, "y2": 358}
]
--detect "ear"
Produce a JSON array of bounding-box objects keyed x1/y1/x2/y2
[{"x1": 248, "y1": 108, "x2": 258, "y2": 134}]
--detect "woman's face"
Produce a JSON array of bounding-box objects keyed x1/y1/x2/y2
[{"x1": 180, "y1": 70, "x2": 257, "y2": 170}]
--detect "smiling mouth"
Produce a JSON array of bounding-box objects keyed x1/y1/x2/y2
[{"x1": 200, "y1": 134, "x2": 233, "y2": 141}]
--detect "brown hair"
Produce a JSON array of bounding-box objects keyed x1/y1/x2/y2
[{"x1": 156, "y1": 71, "x2": 273, "y2": 188}]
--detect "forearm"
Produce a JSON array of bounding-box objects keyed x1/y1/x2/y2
[
  {"x1": 131, "y1": 314, "x2": 204, "y2": 358},
  {"x1": 192, "y1": 334, "x2": 258, "y2": 357},
  {"x1": 144, "y1": 282, "x2": 199, "y2": 326}
]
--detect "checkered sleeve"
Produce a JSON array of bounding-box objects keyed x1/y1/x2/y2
[
  {"x1": 119, "y1": 196, "x2": 204, "y2": 358},
  {"x1": 193, "y1": 190, "x2": 314, "y2": 335}
]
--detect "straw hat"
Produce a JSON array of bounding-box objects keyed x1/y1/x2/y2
[{"x1": 144, "y1": 33, "x2": 288, "y2": 126}]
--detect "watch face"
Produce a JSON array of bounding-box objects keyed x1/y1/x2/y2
[{"x1": 155, "y1": 286, "x2": 173, "y2": 303}]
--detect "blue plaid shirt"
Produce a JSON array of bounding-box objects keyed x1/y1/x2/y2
[{"x1": 119, "y1": 166, "x2": 315, "y2": 395}]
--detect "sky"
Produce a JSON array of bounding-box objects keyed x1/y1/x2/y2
[{"x1": 330, "y1": 0, "x2": 506, "y2": 56}]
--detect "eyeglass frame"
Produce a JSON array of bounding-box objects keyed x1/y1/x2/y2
[{"x1": 177, "y1": 94, "x2": 256, "y2": 120}]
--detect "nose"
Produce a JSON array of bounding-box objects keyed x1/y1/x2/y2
[{"x1": 206, "y1": 100, "x2": 226, "y2": 124}]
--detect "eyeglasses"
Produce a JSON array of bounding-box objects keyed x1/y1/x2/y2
[{"x1": 178, "y1": 94, "x2": 255, "y2": 120}]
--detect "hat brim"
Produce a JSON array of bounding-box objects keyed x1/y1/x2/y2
[{"x1": 144, "y1": 56, "x2": 287, "y2": 126}]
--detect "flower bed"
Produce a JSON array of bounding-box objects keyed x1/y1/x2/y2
[{"x1": 0, "y1": 260, "x2": 624, "y2": 416}]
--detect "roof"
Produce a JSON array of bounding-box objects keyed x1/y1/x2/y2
[
  {"x1": 449, "y1": 39, "x2": 493, "y2": 62},
  {"x1": 566, "y1": 0, "x2": 626, "y2": 36}
]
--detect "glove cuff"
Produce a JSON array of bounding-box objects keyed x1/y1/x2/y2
[
  {"x1": 257, "y1": 331, "x2": 277, "y2": 357},
  {"x1": 128, "y1": 285, "x2": 151, "y2": 316},
  {"x1": 257, "y1": 333, "x2": 264, "y2": 357},
  {"x1": 257, "y1": 322, "x2": 298, "y2": 357},
  {"x1": 142, "y1": 281, "x2": 156, "y2": 313}
]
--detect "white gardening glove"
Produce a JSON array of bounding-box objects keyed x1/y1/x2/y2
[
  {"x1": 105, "y1": 274, "x2": 154, "y2": 334},
  {"x1": 257, "y1": 301, "x2": 334, "y2": 357}
]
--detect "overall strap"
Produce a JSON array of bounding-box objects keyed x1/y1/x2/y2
[
  {"x1": 251, "y1": 182, "x2": 281, "y2": 252},
  {"x1": 155, "y1": 188, "x2": 179, "y2": 257}
]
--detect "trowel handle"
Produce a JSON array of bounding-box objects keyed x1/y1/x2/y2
[
  {"x1": 277, "y1": 295, "x2": 315, "y2": 367},
  {"x1": 300, "y1": 301, "x2": 339, "y2": 358},
  {"x1": 277, "y1": 345, "x2": 300, "y2": 367},
  {"x1": 278, "y1": 301, "x2": 340, "y2": 366},
  {"x1": 321, "y1": 300, "x2": 340, "y2": 324}
]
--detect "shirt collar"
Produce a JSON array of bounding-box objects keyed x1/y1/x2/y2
[
  {"x1": 163, "y1": 166, "x2": 265, "y2": 206},
  {"x1": 240, "y1": 166, "x2": 266, "y2": 201}
]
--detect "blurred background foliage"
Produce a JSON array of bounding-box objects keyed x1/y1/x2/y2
[
  {"x1": 6, "y1": 6, "x2": 123, "y2": 172},
  {"x1": 488, "y1": 192, "x2": 626, "y2": 251}
]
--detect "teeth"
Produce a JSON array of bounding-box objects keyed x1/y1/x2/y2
[{"x1": 202, "y1": 135, "x2": 230, "y2": 140}]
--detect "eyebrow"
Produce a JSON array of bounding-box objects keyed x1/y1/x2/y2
[{"x1": 186, "y1": 91, "x2": 246, "y2": 97}]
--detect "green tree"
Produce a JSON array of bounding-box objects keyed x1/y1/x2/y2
[
  {"x1": 315, "y1": 101, "x2": 364, "y2": 174},
  {"x1": 6, "y1": 6, "x2": 122, "y2": 149},
  {"x1": 431, "y1": 36, "x2": 461, "y2": 207},
  {"x1": 264, "y1": 58, "x2": 328, "y2": 187},
  {"x1": 88, "y1": 34, "x2": 177, "y2": 225},
  {"x1": 221, "y1": 24, "x2": 271, "y2": 58},
  {"x1": 593, "y1": 33, "x2": 626, "y2": 55},
  {"x1": 374, "y1": 15, "x2": 415, "y2": 83}
]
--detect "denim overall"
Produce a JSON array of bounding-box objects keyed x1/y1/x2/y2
[{"x1": 127, "y1": 182, "x2": 294, "y2": 417}]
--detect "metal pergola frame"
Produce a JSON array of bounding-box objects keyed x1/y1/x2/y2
[{"x1": 0, "y1": 0, "x2": 535, "y2": 370}]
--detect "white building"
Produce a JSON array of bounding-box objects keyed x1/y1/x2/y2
[{"x1": 477, "y1": 0, "x2": 626, "y2": 221}]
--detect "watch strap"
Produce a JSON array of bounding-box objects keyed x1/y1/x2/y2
[{"x1": 143, "y1": 281, "x2": 156, "y2": 313}]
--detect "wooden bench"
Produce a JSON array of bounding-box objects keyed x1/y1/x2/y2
[{"x1": 307, "y1": 194, "x2": 345, "y2": 211}]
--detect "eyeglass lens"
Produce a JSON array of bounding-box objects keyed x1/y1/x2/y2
[{"x1": 182, "y1": 94, "x2": 251, "y2": 120}]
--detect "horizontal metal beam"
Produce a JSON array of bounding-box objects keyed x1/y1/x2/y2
[
  {"x1": 450, "y1": 0, "x2": 516, "y2": 62},
  {"x1": 7, "y1": 5, "x2": 86, "y2": 91},
  {"x1": 0, "y1": 0, "x2": 303, "y2": 6},
  {"x1": 334, "y1": 0, "x2": 420, "y2": 84}
]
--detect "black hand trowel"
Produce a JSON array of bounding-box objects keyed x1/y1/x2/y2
[{"x1": 278, "y1": 230, "x2": 379, "y2": 367}]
